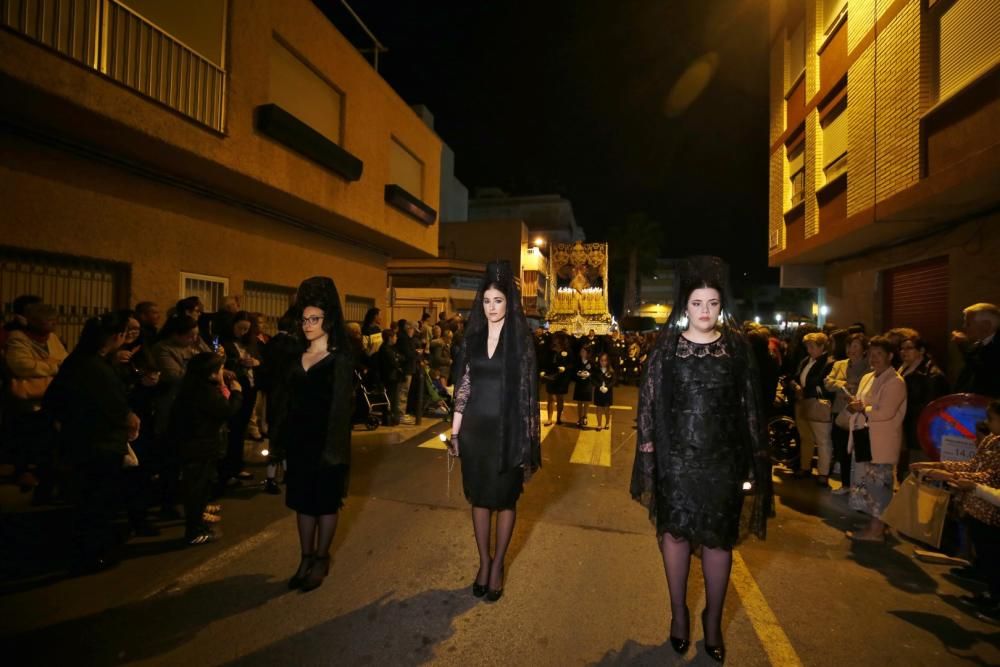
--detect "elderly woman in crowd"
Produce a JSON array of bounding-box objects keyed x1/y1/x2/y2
[
  {"x1": 913, "y1": 400, "x2": 1000, "y2": 619},
  {"x1": 3, "y1": 303, "x2": 68, "y2": 499},
  {"x1": 789, "y1": 332, "x2": 835, "y2": 485},
  {"x1": 845, "y1": 336, "x2": 907, "y2": 542},
  {"x1": 825, "y1": 333, "x2": 871, "y2": 495},
  {"x1": 898, "y1": 334, "x2": 949, "y2": 482}
]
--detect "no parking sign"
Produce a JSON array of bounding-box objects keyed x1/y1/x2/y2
[{"x1": 917, "y1": 393, "x2": 991, "y2": 461}]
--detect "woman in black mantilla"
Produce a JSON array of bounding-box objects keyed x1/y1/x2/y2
[
  {"x1": 630, "y1": 256, "x2": 772, "y2": 663},
  {"x1": 270, "y1": 277, "x2": 354, "y2": 593},
  {"x1": 449, "y1": 260, "x2": 541, "y2": 602}
]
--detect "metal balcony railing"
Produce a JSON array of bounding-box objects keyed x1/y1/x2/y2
[{"x1": 1, "y1": 0, "x2": 226, "y2": 132}]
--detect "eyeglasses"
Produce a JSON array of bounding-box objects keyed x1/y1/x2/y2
[
  {"x1": 900, "y1": 344, "x2": 916, "y2": 351},
  {"x1": 301, "y1": 316, "x2": 324, "y2": 326}
]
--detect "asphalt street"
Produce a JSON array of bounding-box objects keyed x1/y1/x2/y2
[{"x1": 2, "y1": 386, "x2": 999, "y2": 666}]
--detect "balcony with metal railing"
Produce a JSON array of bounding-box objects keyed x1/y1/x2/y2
[{"x1": 1, "y1": 0, "x2": 225, "y2": 131}]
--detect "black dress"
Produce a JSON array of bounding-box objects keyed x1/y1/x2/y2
[
  {"x1": 460, "y1": 333, "x2": 524, "y2": 510},
  {"x1": 283, "y1": 354, "x2": 349, "y2": 515},
  {"x1": 656, "y1": 336, "x2": 748, "y2": 549},
  {"x1": 593, "y1": 366, "x2": 614, "y2": 407},
  {"x1": 545, "y1": 349, "x2": 572, "y2": 395},
  {"x1": 573, "y1": 360, "x2": 595, "y2": 401}
]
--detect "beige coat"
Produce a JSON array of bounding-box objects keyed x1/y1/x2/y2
[
  {"x1": 850, "y1": 368, "x2": 907, "y2": 464},
  {"x1": 4, "y1": 330, "x2": 68, "y2": 379}
]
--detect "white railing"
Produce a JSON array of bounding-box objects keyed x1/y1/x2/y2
[{"x1": 1, "y1": 0, "x2": 226, "y2": 132}]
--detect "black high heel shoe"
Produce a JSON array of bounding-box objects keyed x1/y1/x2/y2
[
  {"x1": 288, "y1": 553, "x2": 314, "y2": 590},
  {"x1": 669, "y1": 607, "x2": 690, "y2": 655},
  {"x1": 702, "y1": 609, "x2": 726, "y2": 663},
  {"x1": 485, "y1": 564, "x2": 504, "y2": 602}
]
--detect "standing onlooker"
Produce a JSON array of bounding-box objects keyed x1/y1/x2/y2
[
  {"x1": 44, "y1": 312, "x2": 136, "y2": 572},
  {"x1": 395, "y1": 320, "x2": 417, "y2": 425},
  {"x1": 825, "y1": 333, "x2": 870, "y2": 495},
  {"x1": 259, "y1": 310, "x2": 299, "y2": 494},
  {"x1": 3, "y1": 303, "x2": 67, "y2": 498},
  {"x1": 361, "y1": 308, "x2": 382, "y2": 336},
  {"x1": 430, "y1": 327, "x2": 453, "y2": 382},
  {"x1": 219, "y1": 311, "x2": 260, "y2": 485},
  {"x1": 152, "y1": 315, "x2": 202, "y2": 518},
  {"x1": 955, "y1": 303, "x2": 1000, "y2": 398},
  {"x1": 378, "y1": 328, "x2": 403, "y2": 425},
  {"x1": 169, "y1": 352, "x2": 243, "y2": 545},
  {"x1": 898, "y1": 334, "x2": 949, "y2": 482},
  {"x1": 789, "y1": 332, "x2": 835, "y2": 484},
  {"x1": 0, "y1": 294, "x2": 42, "y2": 351},
  {"x1": 134, "y1": 301, "x2": 162, "y2": 347},
  {"x1": 845, "y1": 336, "x2": 907, "y2": 542}
]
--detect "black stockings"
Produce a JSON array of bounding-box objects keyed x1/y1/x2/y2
[
  {"x1": 660, "y1": 532, "x2": 732, "y2": 644},
  {"x1": 472, "y1": 506, "x2": 516, "y2": 590},
  {"x1": 297, "y1": 512, "x2": 339, "y2": 558}
]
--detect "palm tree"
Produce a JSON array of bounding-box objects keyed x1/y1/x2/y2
[{"x1": 610, "y1": 212, "x2": 664, "y2": 317}]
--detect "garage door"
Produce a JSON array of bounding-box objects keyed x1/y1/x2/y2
[{"x1": 883, "y1": 256, "x2": 950, "y2": 369}]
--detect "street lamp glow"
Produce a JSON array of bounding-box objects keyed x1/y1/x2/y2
[
  {"x1": 261, "y1": 448, "x2": 269, "y2": 457},
  {"x1": 534, "y1": 237, "x2": 544, "y2": 247},
  {"x1": 820, "y1": 305, "x2": 830, "y2": 316},
  {"x1": 775, "y1": 313, "x2": 783, "y2": 322},
  {"x1": 754, "y1": 316, "x2": 760, "y2": 324}
]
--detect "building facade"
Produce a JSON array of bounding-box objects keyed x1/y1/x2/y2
[
  {"x1": 467, "y1": 189, "x2": 585, "y2": 245},
  {"x1": 0, "y1": 0, "x2": 442, "y2": 340},
  {"x1": 635, "y1": 259, "x2": 677, "y2": 325},
  {"x1": 768, "y1": 0, "x2": 1000, "y2": 366}
]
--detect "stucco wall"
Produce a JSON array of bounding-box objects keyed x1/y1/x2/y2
[{"x1": 1, "y1": 133, "x2": 386, "y2": 313}]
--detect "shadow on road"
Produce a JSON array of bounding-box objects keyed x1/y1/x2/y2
[
  {"x1": 224, "y1": 586, "x2": 478, "y2": 666},
  {"x1": 8, "y1": 573, "x2": 287, "y2": 664},
  {"x1": 889, "y1": 610, "x2": 1000, "y2": 664}
]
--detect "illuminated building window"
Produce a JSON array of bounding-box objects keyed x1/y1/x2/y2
[
  {"x1": 822, "y1": 99, "x2": 848, "y2": 181},
  {"x1": 787, "y1": 142, "x2": 805, "y2": 207},
  {"x1": 822, "y1": 0, "x2": 848, "y2": 35},
  {"x1": 787, "y1": 19, "x2": 805, "y2": 91}
]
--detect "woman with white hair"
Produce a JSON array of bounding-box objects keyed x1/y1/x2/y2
[{"x1": 956, "y1": 303, "x2": 1000, "y2": 398}]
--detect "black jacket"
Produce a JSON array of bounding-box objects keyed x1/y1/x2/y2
[
  {"x1": 956, "y1": 337, "x2": 1000, "y2": 398},
  {"x1": 44, "y1": 352, "x2": 130, "y2": 462},
  {"x1": 792, "y1": 354, "x2": 834, "y2": 401},
  {"x1": 378, "y1": 342, "x2": 403, "y2": 385},
  {"x1": 169, "y1": 382, "x2": 243, "y2": 462},
  {"x1": 903, "y1": 356, "x2": 949, "y2": 448},
  {"x1": 395, "y1": 333, "x2": 417, "y2": 375}
]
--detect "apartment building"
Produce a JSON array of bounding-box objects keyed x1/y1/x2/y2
[
  {"x1": 768, "y1": 0, "x2": 1000, "y2": 365},
  {"x1": 0, "y1": 0, "x2": 442, "y2": 341}
]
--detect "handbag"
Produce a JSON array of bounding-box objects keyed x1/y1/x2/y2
[
  {"x1": 852, "y1": 427, "x2": 872, "y2": 462},
  {"x1": 8, "y1": 376, "x2": 52, "y2": 401},
  {"x1": 881, "y1": 474, "x2": 950, "y2": 548},
  {"x1": 804, "y1": 397, "x2": 832, "y2": 423}
]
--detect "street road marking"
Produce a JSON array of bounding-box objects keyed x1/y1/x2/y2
[
  {"x1": 731, "y1": 550, "x2": 803, "y2": 666},
  {"x1": 570, "y1": 426, "x2": 612, "y2": 466},
  {"x1": 143, "y1": 528, "x2": 280, "y2": 598},
  {"x1": 418, "y1": 428, "x2": 449, "y2": 450}
]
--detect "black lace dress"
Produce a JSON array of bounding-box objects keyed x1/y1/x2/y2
[
  {"x1": 655, "y1": 336, "x2": 749, "y2": 548},
  {"x1": 455, "y1": 333, "x2": 525, "y2": 510}
]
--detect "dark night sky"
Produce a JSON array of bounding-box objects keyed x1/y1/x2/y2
[{"x1": 319, "y1": 1, "x2": 776, "y2": 283}]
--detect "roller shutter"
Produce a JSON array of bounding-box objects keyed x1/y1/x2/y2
[{"x1": 883, "y1": 256, "x2": 950, "y2": 369}]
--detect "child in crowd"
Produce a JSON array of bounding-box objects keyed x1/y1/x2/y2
[{"x1": 593, "y1": 352, "x2": 615, "y2": 431}]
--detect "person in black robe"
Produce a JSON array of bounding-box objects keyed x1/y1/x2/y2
[
  {"x1": 269, "y1": 277, "x2": 354, "y2": 593},
  {"x1": 450, "y1": 260, "x2": 541, "y2": 602},
  {"x1": 542, "y1": 332, "x2": 572, "y2": 426},
  {"x1": 631, "y1": 256, "x2": 772, "y2": 663}
]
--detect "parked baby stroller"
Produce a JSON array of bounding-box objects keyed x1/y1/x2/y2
[
  {"x1": 768, "y1": 375, "x2": 801, "y2": 468},
  {"x1": 353, "y1": 370, "x2": 390, "y2": 431}
]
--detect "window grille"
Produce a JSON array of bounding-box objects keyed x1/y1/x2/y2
[
  {"x1": 180, "y1": 272, "x2": 228, "y2": 311},
  {"x1": 344, "y1": 294, "x2": 375, "y2": 323},
  {"x1": 0, "y1": 246, "x2": 128, "y2": 349},
  {"x1": 243, "y1": 280, "x2": 295, "y2": 335}
]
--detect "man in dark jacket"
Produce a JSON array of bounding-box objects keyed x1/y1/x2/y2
[
  {"x1": 379, "y1": 328, "x2": 404, "y2": 425},
  {"x1": 899, "y1": 335, "x2": 950, "y2": 481},
  {"x1": 956, "y1": 303, "x2": 1000, "y2": 399}
]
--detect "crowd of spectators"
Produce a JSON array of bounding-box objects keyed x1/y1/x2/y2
[{"x1": 2, "y1": 294, "x2": 998, "y2": 605}]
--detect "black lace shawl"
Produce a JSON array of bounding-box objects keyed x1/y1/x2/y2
[
  {"x1": 629, "y1": 257, "x2": 772, "y2": 541},
  {"x1": 453, "y1": 261, "x2": 541, "y2": 477}
]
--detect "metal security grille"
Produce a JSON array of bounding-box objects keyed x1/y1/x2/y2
[
  {"x1": 243, "y1": 280, "x2": 295, "y2": 335},
  {"x1": 344, "y1": 294, "x2": 375, "y2": 324},
  {"x1": 180, "y1": 272, "x2": 227, "y2": 311},
  {"x1": 883, "y1": 256, "x2": 950, "y2": 369},
  {"x1": 0, "y1": 247, "x2": 128, "y2": 349}
]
